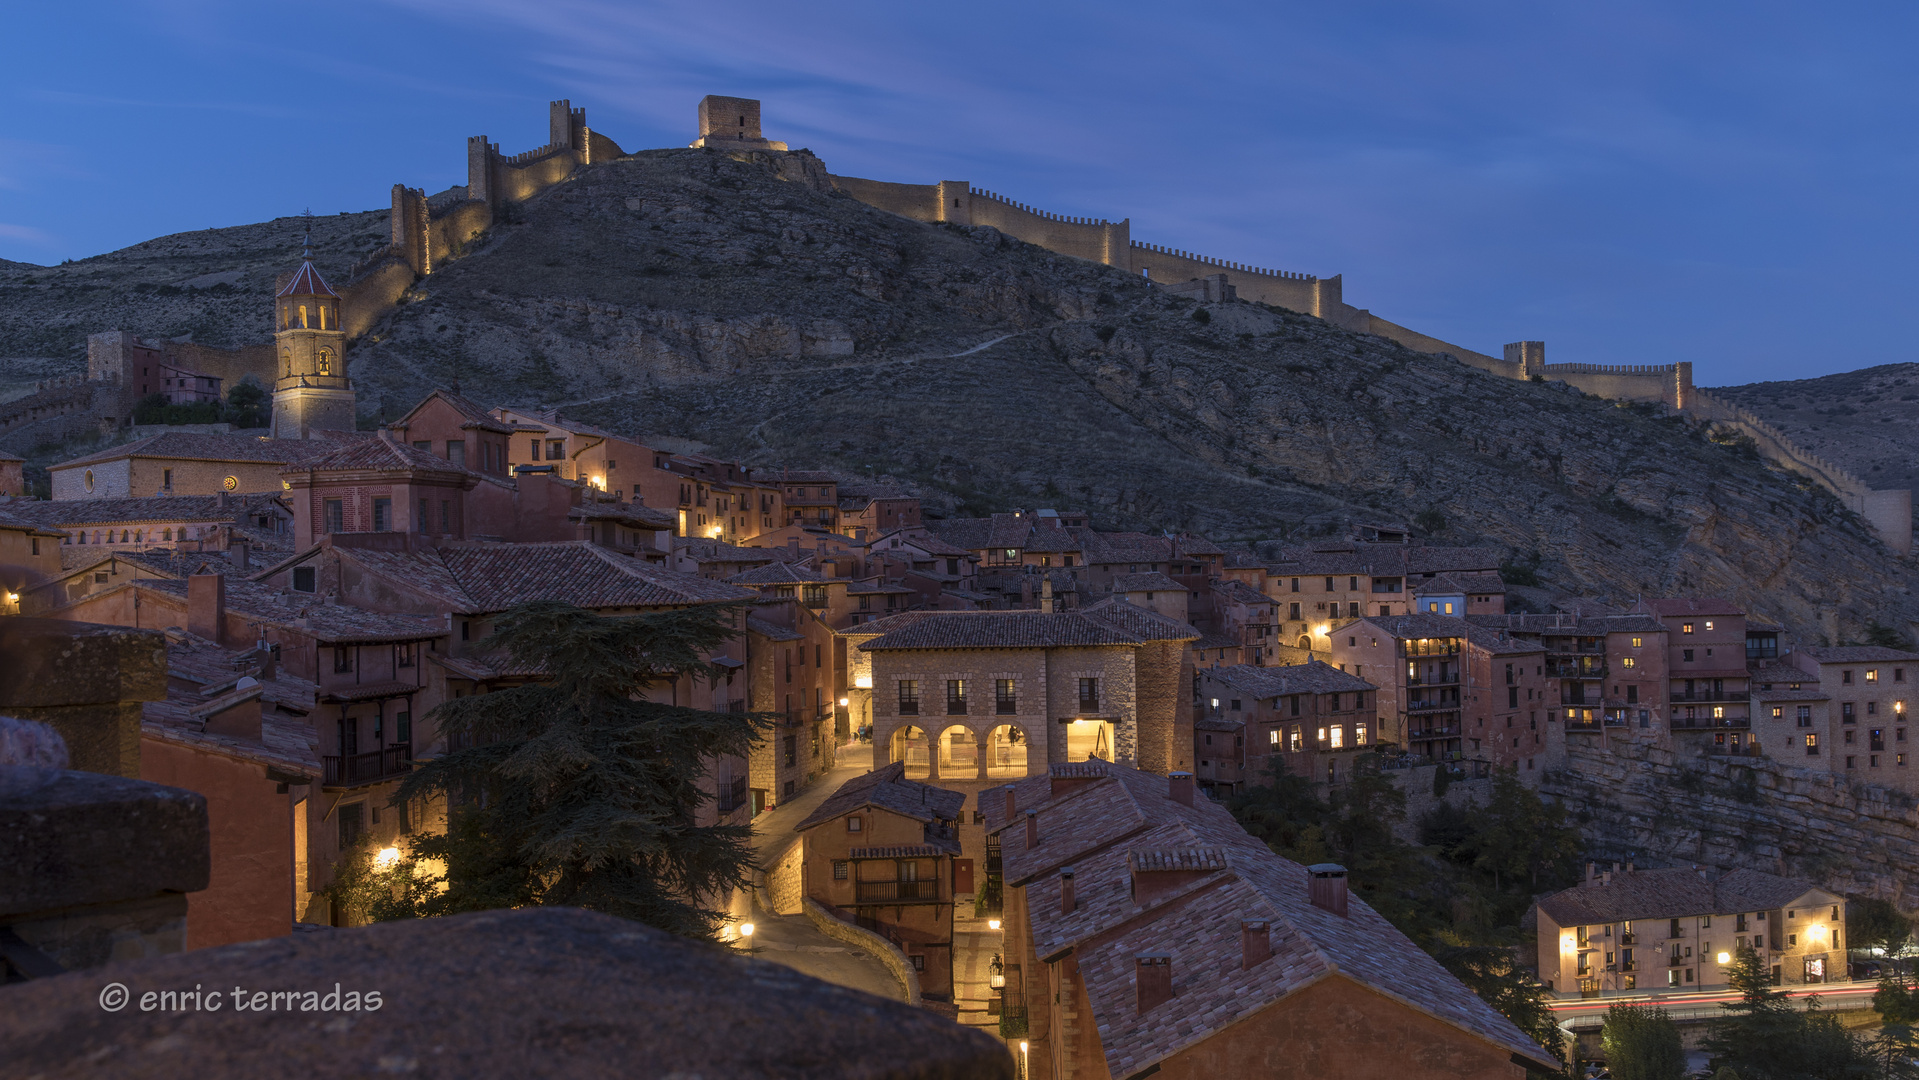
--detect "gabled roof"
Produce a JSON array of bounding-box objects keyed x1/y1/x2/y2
[
  {"x1": 399, "y1": 390, "x2": 517, "y2": 434},
  {"x1": 859, "y1": 611, "x2": 1143, "y2": 651},
  {"x1": 1081, "y1": 531, "x2": 1175, "y2": 566},
  {"x1": 794, "y1": 761, "x2": 966, "y2": 832},
  {"x1": 1536, "y1": 866, "x2": 1835, "y2": 927},
  {"x1": 283, "y1": 436, "x2": 476, "y2": 479},
  {"x1": 0, "y1": 505, "x2": 69, "y2": 537},
  {"x1": 983, "y1": 763, "x2": 1558, "y2": 1076},
  {"x1": 79, "y1": 576, "x2": 445, "y2": 644},
  {"x1": 51, "y1": 433, "x2": 350, "y2": 470},
  {"x1": 330, "y1": 542, "x2": 755, "y2": 613},
  {"x1": 1079, "y1": 597, "x2": 1201, "y2": 643},
  {"x1": 1203, "y1": 660, "x2": 1374, "y2": 700},
  {"x1": 835, "y1": 609, "x2": 945, "y2": 639},
  {"x1": 673, "y1": 537, "x2": 782, "y2": 565},
  {"x1": 1112, "y1": 571, "x2": 1182, "y2": 593},
  {"x1": 1209, "y1": 577, "x2": 1273, "y2": 607},
  {"x1": 730, "y1": 562, "x2": 825, "y2": 586},
  {"x1": 7, "y1": 493, "x2": 284, "y2": 527},
  {"x1": 570, "y1": 501, "x2": 677, "y2": 530},
  {"x1": 1414, "y1": 571, "x2": 1506, "y2": 595},
  {"x1": 276, "y1": 260, "x2": 338, "y2": 298}
]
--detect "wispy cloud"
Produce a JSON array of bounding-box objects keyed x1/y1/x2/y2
[
  {"x1": 0, "y1": 222, "x2": 60, "y2": 248},
  {"x1": 31, "y1": 89, "x2": 291, "y2": 118}
]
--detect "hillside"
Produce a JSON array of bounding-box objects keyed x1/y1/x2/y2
[
  {"x1": 1714, "y1": 363, "x2": 1919, "y2": 510},
  {"x1": 1, "y1": 147, "x2": 1914, "y2": 642}
]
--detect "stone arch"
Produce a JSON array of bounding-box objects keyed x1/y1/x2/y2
[
  {"x1": 1297, "y1": 635, "x2": 1312, "y2": 651},
  {"x1": 889, "y1": 724, "x2": 929, "y2": 780},
  {"x1": 982, "y1": 723, "x2": 1033, "y2": 779},
  {"x1": 162, "y1": 528, "x2": 173, "y2": 542},
  {"x1": 930, "y1": 722, "x2": 980, "y2": 782}
]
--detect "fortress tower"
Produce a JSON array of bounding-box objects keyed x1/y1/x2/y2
[
  {"x1": 270, "y1": 241, "x2": 356, "y2": 439},
  {"x1": 690, "y1": 96, "x2": 788, "y2": 151}
]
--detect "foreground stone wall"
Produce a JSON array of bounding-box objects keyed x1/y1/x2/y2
[
  {"x1": 802, "y1": 898, "x2": 918, "y2": 1004},
  {"x1": 1541, "y1": 739, "x2": 1919, "y2": 906}
]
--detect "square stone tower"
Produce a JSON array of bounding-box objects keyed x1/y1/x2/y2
[
  {"x1": 690, "y1": 96, "x2": 789, "y2": 151},
  {"x1": 270, "y1": 250, "x2": 357, "y2": 439}
]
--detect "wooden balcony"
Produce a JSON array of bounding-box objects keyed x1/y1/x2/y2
[
  {"x1": 323, "y1": 744, "x2": 412, "y2": 787},
  {"x1": 856, "y1": 880, "x2": 942, "y2": 903}
]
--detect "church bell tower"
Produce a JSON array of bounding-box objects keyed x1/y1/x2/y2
[{"x1": 270, "y1": 237, "x2": 356, "y2": 439}]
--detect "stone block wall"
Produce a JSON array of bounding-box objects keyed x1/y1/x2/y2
[
  {"x1": 802, "y1": 898, "x2": 919, "y2": 1003},
  {"x1": 0, "y1": 618, "x2": 166, "y2": 777}
]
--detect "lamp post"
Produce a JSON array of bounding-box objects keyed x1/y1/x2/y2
[{"x1": 740, "y1": 921, "x2": 755, "y2": 957}]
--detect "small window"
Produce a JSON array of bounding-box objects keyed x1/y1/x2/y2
[
  {"x1": 1682, "y1": 623, "x2": 1694, "y2": 635},
  {"x1": 833, "y1": 860, "x2": 849, "y2": 880},
  {"x1": 323, "y1": 499, "x2": 344, "y2": 534},
  {"x1": 846, "y1": 816, "x2": 863, "y2": 832},
  {"x1": 292, "y1": 567, "x2": 317, "y2": 593}
]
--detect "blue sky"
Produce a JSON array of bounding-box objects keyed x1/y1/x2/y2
[{"x1": 3, "y1": 0, "x2": 1914, "y2": 386}]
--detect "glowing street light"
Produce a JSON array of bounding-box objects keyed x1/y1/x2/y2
[
  {"x1": 374, "y1": 846, "x2": 401, "y2": 870},
  {"x1": 1717, "y1": 951, "x2": 1731, "y2": 965},
  {"x1": 988, "y1": 918, "x2": 1001, "y2": 932},
  {"x1": 740, "y1": 921, "x2": 755, "y2": 957}
]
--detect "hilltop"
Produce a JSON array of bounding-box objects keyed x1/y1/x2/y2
[
  {"x1": 1716, "y1": 363, "x2": 1919, "y2": 509},
  {"x1": 0, "y1": 147, "x2": 1913, "y2": 641}
]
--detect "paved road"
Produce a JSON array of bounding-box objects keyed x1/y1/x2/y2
[{"x1": 737, "y1": 743, "x2": 906, "y2": 1000}]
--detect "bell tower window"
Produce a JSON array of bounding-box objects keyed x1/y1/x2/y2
[{"x1": 317, "y1": 349, "x2": 331, "y2": 375}]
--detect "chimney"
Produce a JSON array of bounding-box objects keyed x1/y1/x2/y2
[
  {"x1": 1025, "y1": 810, "x2": 1039, "y2": 851},
  {"x1": 187, "y1": 573, "x2": 226, "y2": 644},
  {"x1": 1241, "y1": 920, "x2": 1272, "y2": 969},
  {"x1": 1602, "y1": 869, "x2": 1612, "y2": 886},
  {"x1": 1020, "y1": 576, "x2": 1033, "y2": 608},
  {"x1": 255, "y1": 639, "x2": 277, "y2": 681},
  {"x1": 1586, "y1": 861, "x2": 1596, "y2": 887},
  {"x1": 1167, "y1": 771, "x2": 1194, "y2": 807},
  {"x1": 1308, "y1": 864, "x2": 1349, "y2": 916},
  {"x1": 1060, "y1": 868, "x2": 1075, "y2": 914},
  {"x1": 1040, "y1": 578, "x2": 1054, "y2": 614},
  {"x1": 1625, "y1": 861, "x2": 1634, "y2": 874},
  {"x1": 1135, "y1": 954, "x2": 1173, "y2": 1014},
  {"x1": 228, "y1": 539, "x2": 249, "y2": 571},
  {"x1": 1003, "y1": 785, "x2": 1017, "y2": 822}
]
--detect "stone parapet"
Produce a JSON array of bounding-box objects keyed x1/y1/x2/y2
[
  {"x1": 0, "y1": 906, "x2": 1008, "y2": 1078},
  {"x1": 803, "y1": 897, "x2": 920, "y2": 1004},
  {"x1": 0, "y1": 769, "x2": 209, "y2": 972},
  {"x1": 0, "y1": 618, "x2": 167, "y2": 778}
]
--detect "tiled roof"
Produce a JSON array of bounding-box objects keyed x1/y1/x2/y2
[
  {"x1": 987, "y1": 763, "x2": 1557, "y2": 1075},
  {"x1": 860, "y1": 611, "x2": 1143, "y2": 651},
  {"x1": 1640, "y1": 597, "x2": 1747, "y2": 618},
  {"x1": 849, "y1": 845, "x2": 953, "y2": 859},
  {"x1": 1079, "y1": 598, "x2": 1201, "y2": 643},
  {"x1": 0, "y1": 505, "x2": 68, "y2": 536},
  {"x1": 794, "y1": 762, "x2": 967, "y2": 832},
  {"x1": 1112, "y1": 572, "x2": 1182, "y2": 593},
  {"x1": 284, "y1": 436, "x2": 476, "y2": 478},
  {"x1": 1750, "y1": 662, "x2": 1825, "y2": 701},
  {"x1": 836, "y1": 610, "x2": 945, "y2": 639},
  {"x1": 1204, "y1": 660, "x2": 1374, "y2": 699},
  {"x1": 125, "y1": 577, "x2": 444, "y2": 644},
  {"x1": 730, "y1": 562, "x2": 824, "y2": 585},
  {"x1": 399, "y1": 390, "x2": 516, "y2": 434},
  {"x1": 570, "y1": 501, "x2": 677, "y2": 529},
  {"x1": 276, "y1": 260, "x2": 338, "y2": 298},
  {"x1": 775, "y1": 469, "x2": 839, "y2": 484},
  {"x1": 1082, "y1": 531, "x2": 1175, "y2": 566},
  {"x1": 1467, "y1": 612, "x2": 1666, "y2": 636},
  {"x1": 1193, "y1": 715, "x2": 1242, "y2": 733},
  {"x1": 1173, "y1": 535, "x2": 1227, "y2": 557},
  {"x1": 845, "y1": 581, "x2": 914, "y2": 595},
  {"x1": 1209, "y1": 577, "x2": 1273, "y2": 607},
  {"x1": 6, "y1": 493, "x2": 283, "y2": 527},
  {"x1": 438, "y1": 543, "x2": 756, "y2": 611},
  {"x1": 746, "y1": 616, "x2": 805, "y2": 642},
  {"x1": 52, "y1": 434, "x2": 349, "y2": 470},
  {"x1": 1536, "y1": 867, "x2": 1835, "y2": 926},
  {"x1": 1415, "y1": 571, "x2": 1506, "y2": 594},
  {"x1": 673, "y1": 537, "x2": 782, "y2": 564},
  {"x1": 1794, "y1": 645, "x2": 1919, "y2": 664}
]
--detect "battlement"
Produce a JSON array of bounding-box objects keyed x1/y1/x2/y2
[
  {"x1": 692, "y1": 95, "x2": 788, "y2": 151},
  {"x1": 1129, "y1": 241, "x2": 1316, "y2": 282}
]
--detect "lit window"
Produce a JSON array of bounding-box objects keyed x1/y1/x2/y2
[
  {"x1": 1631, "y1": 637, "x2": 1642, "y2": 648},
  {"x1": 1623, "y1": 657, "x2": 1635, "y2": 668},
  {"x1": 1705, "y1": 621, "x2": 1715, "y2": 631},
  {"x1": 1713, "y1": 706, "x2": 1725, "y2": 719},
  {"x1": 1682, "y1": 623, "x2": 1694, "y2": 635},
  {"x1": 1330, "y1": 726, "x2": 1344, "y2": 749},
  {"x1": 1868, "y1": 669, "x2": 1880, "y2": 683}
]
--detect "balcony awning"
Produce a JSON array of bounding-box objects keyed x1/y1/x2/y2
[{"x1": 322, "y1": 681, "x2": 423, "y2": 704}]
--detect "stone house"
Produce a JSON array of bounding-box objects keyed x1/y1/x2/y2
[
  {"x1": 43, "y1": 572, "x2": 445, "y2": 926},
  {"x1": 1261, "y1": 542, "x2": 1504, "y2": 654},
  {"x1": 153, "y1": 362, "x2": 223, "y2": 407},
  {"x1": 1750, "y1": 660, "x2": 1830, "y2": 767},
  {"x1": 1206, "y1": 576, "x2": 1278, "y2": 665},
  {"x1": 1412, "y1": 572, "x2": 1507, "y2": 617},
  {"x1": 390, "y1": 389, "x2": 516, "y2": 479},
  {"x1": 1636, "y1": 598, "x2": 1754, "y2": 752},
  {"x1": 652, "y1": 451, "x2": 786, "y2": 541},
  {"x1": 1781, "y1": 646, "x2": 1918, "y2": 785},
  {"x1": 861, "y1": 603, "x2": 1196, "y2": 782},
  {"x1": 733, "y1": 570, "x2": 846, "y2": 808},
  {"x1": 5, "y1": 492, "x2": 292, "y2": 563},
  {"x1": 282, "y1": 433, "x2": 482, "y2": 548},
  {"x1": 776, "y1": 469, "x2": 840, "y2": 531},
  {"x1": 671, "y1": 535, "x2": 784, "y2": 579},
  {"x1": 1197, "y1": 661, "x2": 1379, "y2": 789},
  {"x1": 837, "y1": 487, "x2": 922, "y2": 535},
  {"x1": 0, "y1": 451, "x2": 23, "y2": 496},
  {"x1": 1193, "y1": 713, "x2": 1244, "y2": 791},
  {"x1": 48, "y1": 432, "x2": 343, "y2": 500},
  {"x1": 1533, "y1": 865, "x2": 1847, "y2": 998},
  {"x1": 0, "y1": 505, "x2": 64, "y2": 613},
  {"x1": 795, "y1": 762, "x2": 965, "y2": 1000},
  {"x1": 980, "y1": 762, "x2": 1561, "y2": 1079},
  {"x1": 1328, "y1": 613, "x2": 1551, "y2": 769}
]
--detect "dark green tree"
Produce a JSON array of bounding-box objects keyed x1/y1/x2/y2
[
  {"x1": 132, "y1": 392, "x2": 170, "y2": 424},
  {"x1": 224, "y1": 376, "x2": 270, "y2": 428},
  {"x1": 1433, "y1": 945, "x2": 1565, "y2": 1068},
  {"x1": 1467, "y1": 768, "x2": 1585, "y2": 892},
  {"x1": 1601, "y1": 1002, "x2": 1686, "y2": 1080},
  {"x1": 347, "y1": 600, "x2": 770, "y2": 939},
  {"x1": 1703, "y1": 945, "x2": 1871, "y2": 1079},
  {"x1": 1873, "y1": 1023, "x2": 1919, "y2": 1080},
  {"x1": 1850, "y1": 897, "x2": 1914, "y2": 963}
]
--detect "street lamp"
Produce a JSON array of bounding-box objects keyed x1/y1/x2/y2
[
  {"x1": 740, "y1": 922, "x2": 755, "y2": 957},
  {"x1": 988, "y1": 918, "x2": 1001, "y2": 932}
]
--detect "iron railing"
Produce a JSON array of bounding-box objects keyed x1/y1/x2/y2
[
  {"x1": 323, "y1": 744, "x2": 412, "y2": 786},
  {"x1": 856, "y1": 880, "x2": 941, "y2": 902}
]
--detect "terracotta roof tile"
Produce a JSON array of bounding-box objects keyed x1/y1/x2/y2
[
  {"x1": 1640, "y1": 597, "x2": 1747, "y2": 617},
  {"x1": 1536, "y1": 866, "x2": 1835, "y2": 926},
  {"x1": 1079, "y1": 598, "x2": 1201, "y2": 643},
  {"x1": 859, "y1": 611, "x2": 1142, "y2": 651},
  {"x1": 1112, "y1": 572, "x2": 1182, "y2": 592},
  {"x1": 1794, "y1": 645, "x2": 1919, "y2": 664},
  {"x1": 795, "y1": 762, "x2": 967, "y2": 832},
  {"x1": 276, "y1": 260, "x2": 339, "y2": 298},
  {"x1": 1203, "y1": 660, "x2": 1374, "y2": 700},
  {"x1": 52, "y1": 434, "x2": 352, "y2": 470}
]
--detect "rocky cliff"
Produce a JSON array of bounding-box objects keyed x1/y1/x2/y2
[
  {"x1": 1542, "y1": 739, "x2": 1919, "y2": 906},
  {"x1": 1, "y1": 147, "x2": 1913, "y2": 642}
]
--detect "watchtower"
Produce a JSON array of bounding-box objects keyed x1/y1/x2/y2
[
  {"x1": 690, "y1": 96, "x2": 789, "y2": 151},
  {"x1": 270, "y1": 240, "x2": 356, "y2": 439}
]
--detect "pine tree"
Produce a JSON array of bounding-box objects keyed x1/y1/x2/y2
[
  {"x1": 360, "y1": 600, "x2": 770, "y2": 939},
  {"x1": 1433, "y1": 944, "x2": 1566, "y2": 1068},
  {"x1": 1601, "y1": 1002, "x2": 1686, "y2": 1080},
  {"x1": 1703, "y1": 945, "x2": 1871, "y2": 1079}
]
